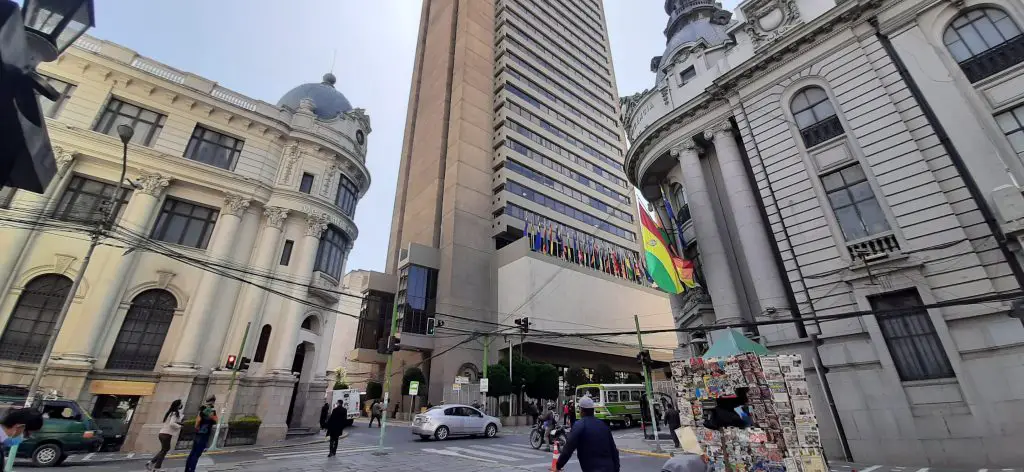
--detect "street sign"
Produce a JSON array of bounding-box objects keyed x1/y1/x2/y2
[
  {"x1": 480, "y1": 378, "x2": 489, "y2": 393},
  {"x1": 455, "y1": 376, "x2": 469, "y2": 385},
  {"x1": 408, "y1": 381, "x2": 419, "y2": 396},
  {"x1": 452, "y1": 383, "x2": 461, "y2": 392}
]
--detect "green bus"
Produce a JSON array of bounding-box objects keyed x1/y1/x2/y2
[{"x1": 574, "y1": 383, "x2": 644, "y2": 428}]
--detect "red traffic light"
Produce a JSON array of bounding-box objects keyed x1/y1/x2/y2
[{"x1": 225, "y1": 355, "x2": 237, "y2": 369}]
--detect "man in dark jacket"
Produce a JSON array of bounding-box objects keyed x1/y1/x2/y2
[
  {"x1": 663, "y1": 403, "x2": 682, "y2": 448},
  {"x1": 326, "y1": 400, "x2": 348, "y2": 457},
  {"x1": 556, "y1": 396, "x2": 619, "y2": 472},
  {"x1": 320, "y1": 402, "x2": 330, "y2": 431}
]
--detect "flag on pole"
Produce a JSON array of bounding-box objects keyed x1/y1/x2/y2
[{"x1": 639, "y1": 200, "x2": 685, "y2": 294}]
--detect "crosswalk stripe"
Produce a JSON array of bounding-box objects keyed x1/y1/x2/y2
[
  {"x1": 913, "y1": 468, "x2": 928, "y2": 472},
  {"x1": 468, "y1": 445, "x2": 543, "y2": 458},
  {"x1": 425, "y1": 448, "x2": 498, "y2": 463},
  {"x1": 265, "y1": 445, "x2": 386, "y2": 459},
  {"x1": 445, "y1": 446, "x2": 522, "y2": 461},
  {"x1": 489, "y1": 443, "x2": 537, "y2": 450},
  {"x1": 81, "y1": 453, "x2": 94, "y2": 461},
  {"x1": 860, "y1": 466, "x2": 882, "y2": 472}
]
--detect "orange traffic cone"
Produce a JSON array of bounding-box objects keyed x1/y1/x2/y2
[{"x1": 550, "y1": 441, "x2": 560, "y2": 471}]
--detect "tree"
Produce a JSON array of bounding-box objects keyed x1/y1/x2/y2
[
  {"x1": 402, "y1": 367, "x2": 427, "y2": 397},
  {"x1": 509, "y1": 355, "x2": 536, "y2": 395},
  {"x1": 526, "y1": 362, "x2": 560, "y2": 400},
  {"x1": 593, "y1": 363, "x2": 615, "y2": 383},
  {"x1": 484, "y1": 364, "x2": 512, "y2": 398},
  {"x1": 565, "y1": 367, "x2": 589, "y2": 389},
  {"x1": 366, "y1": 381, "x2": 383, "y2": 400}
]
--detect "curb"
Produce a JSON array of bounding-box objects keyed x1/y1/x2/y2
[
  {"x1": 161, "y1": 431, "x2": 348, "y2": 459},
  {"x1": 618, "y1": 447, "x2": 671, "y2": 459}
]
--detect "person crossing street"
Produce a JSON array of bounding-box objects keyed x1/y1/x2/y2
[
  {"x1": 368, "y1": 400, "x2": 383, "y2": 428},
  {"x1": 184, "y1": 396, "x2": 218, "y2": 472},
  {"x1": 555, "y1": 396, "x2": 619, "y2": 472},
  {"x1": 326, "y1": 399, "x2": 347, "y2": 457}
]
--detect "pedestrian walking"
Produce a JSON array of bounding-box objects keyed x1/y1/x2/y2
[
  {"x1": 319, "y1": 401, "x2": 330, "y2": 431},
  {"x1": 0, "y1": 408, "x2": 44, "y2": 470},
  {"x1": 568, "y1": 400, "x2": 577, "y2": 426},
  {"x1": 184, "y1": 395, "x2": 218, "y2": 472},
  {"x1": 326, "y1": 399, "x2": 347, "y2": 457},
  {"x1": 663, "y1": 403, "x2": 682, "y2": 449},
  {"x1": 146, "y1": 400, "x2": 182, "y2": 471},
  {"x1": 368, "y1": 400, "x2": 382, "y2": 427},
  {"x1": 555, "y1": 396, "x2": 620, "y2": 472}
]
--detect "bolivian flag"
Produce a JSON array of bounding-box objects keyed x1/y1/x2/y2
[{"x1": 639, "y1": 201, "x2": 685, "y2": 294}]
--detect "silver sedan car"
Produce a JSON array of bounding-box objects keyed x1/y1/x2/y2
[{"x1": 411, "y1": 405, "x2": 502, "y2": 441}]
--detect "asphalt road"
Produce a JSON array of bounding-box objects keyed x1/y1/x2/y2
[{"x1": 41, "y1": 423, "x2": 668, "y2": 471}]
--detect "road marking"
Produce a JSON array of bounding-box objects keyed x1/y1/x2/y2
[
  {"x1": 913, "y1": 468, "x2": 928, "y2": 472},
  {"x1": 265, "y1": 445, "x2": 386, "y2": 460},
  {"x1": 860, "y1": 466, "x2": 882, "y2": 472},
  {"x1": 977, "y1": 469, "x2": 987, "y2": 472},
  {"x1": 424, "y1": 448, "x2": 498, "y2": 463},
  {"x1": 81, "y1": 453, "x2": 94, "y2": 461},
  {"x1": 125, "y1": 452, "x2": 135, "y2": 459},
  {"x1": 445, "y1": 446, "x2": 522, "y2": 461},
  {"x1": 468, "y1": 445, "x2": 541, "y2": 459}
]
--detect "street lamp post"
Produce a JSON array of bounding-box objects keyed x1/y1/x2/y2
[
  {"x1": 21, "y1": 0, "x2": 96, "y2": 64},
  {"x1": 22, "y1": 124, "x2": 132, "y2": 408}
]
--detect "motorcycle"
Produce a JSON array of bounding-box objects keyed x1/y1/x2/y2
[{"x1": 529, "y1": 422, "x2": 566, "y2": 450}]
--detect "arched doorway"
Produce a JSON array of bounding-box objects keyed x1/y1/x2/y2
[{"x1": 285, "y1": 341, "x2": 316, "y2": 426}]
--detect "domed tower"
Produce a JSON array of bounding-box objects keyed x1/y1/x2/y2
[
  {"x1": 651, "y1": 0, "x2": 734, "y2": 84},
  {"x1": 277, "y1": 73, "x2": 354, "y2": 120}
]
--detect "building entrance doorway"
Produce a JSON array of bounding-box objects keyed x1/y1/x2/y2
[
  {"x1": 92, "y1": 395, "x2": 139, "y2": 451},
  {"x1": 286, "y1": 341, "x2": 316, "y2": 426}
]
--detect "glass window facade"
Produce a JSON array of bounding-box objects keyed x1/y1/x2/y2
[
  {"x1": 106, "y1": 289, "x2": 176, "y2": 371},
  {"x1": 821, "y1": 165, "x2": 890, "y2": 241},
  {"x1": 151, "y1": 198, "x2": 220, "y2": 249},
  {"x1": 791, "y1": 87, "x2": 843, "y2": 147},
  {"x1": 399, "y1": 265, "x2": 438, "y2": 335},
  {"x1": 943, "y1": 8, "x2": 1023, "y2": 82},
  {"x1": 94, "y1": 98, "x2": 167, "y2": 146},
  {"x1": 505, "y1": 160, "x2": 632, "y2": 223},
  {"x1": 506, "y1": 120, "x2": 625, "y2": 187},
  {"x1": 505, "y1": 139, "x2": 628, "y2": 204},
  {"x1": 870, "y1": 290, "x2": 954, "y2": 381},
  {"x1": 184, "y1": 126, "x2": 245, "y2": 170},
  {"x1": 506, "y1": 180, "x2": 634, "y2": 240},
  {"x1": 315, "y1": 225, "x2": 349, "y2": 280},
  {"x1": 335, "y1": 175, "x2": 359, "y2": 217},
  {"x1": 0, "y1": 275, "x2": 73, "y2": 362},
  {"x1": 53, "y1": 175, "x2": 132, "y2": 224},
  {"x1": 995, "y1": 103, "x2": 1024, "y2": 164}
]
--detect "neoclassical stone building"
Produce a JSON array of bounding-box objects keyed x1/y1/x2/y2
[
  {"x1": 624, "y1": 0, "x2": 1024, "y2": 467},
  {"x1": 0, "y1": 35, "x2": 370, "y2": 451}
]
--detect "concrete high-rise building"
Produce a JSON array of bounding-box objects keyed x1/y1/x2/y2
[{"x1": 364, "y1": 0, "x2": 676, "y2": 405}]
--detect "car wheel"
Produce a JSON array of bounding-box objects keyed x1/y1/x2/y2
[
  {"x1": 485, "y1": 424, "x2": 498, "y2": 438},
  {"x1": 32, "y1": 443, "x2": 63, "y2": 467},
  {"x1": 434, "y1": 426, "x2": 450, "y2": 441},
  {"x1": 419, "y1": 434, "x2": 431, "y2": 441},
  {"x1": 623, "y1": 415, "x2": 634, "y2": 428}
]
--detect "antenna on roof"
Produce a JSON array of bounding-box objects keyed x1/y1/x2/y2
[{"x1": 330, "y1": 48, "x2": 337, "y2": 74}]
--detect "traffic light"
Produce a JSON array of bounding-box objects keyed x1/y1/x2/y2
[
  {"x1": 427, "y1": 318, "x2": 446, "y2": 335},
  {"x1": 377, "y1": 337, "x2": 389, "y2": 355},
  {"x1": 389, "y1": 336, "x2": 402, "y2": 352},
  {"x1": 238, "y1": 357, "x2": 251, "y2": 371},
  {"x1": 636, "y1": 349, "x2": 652, "y2": 367},
  {"x1": 514, "y1": 317, "x2": 530, "y2": 333},
  {"x1": 225, "y1": 355, "x2": 237, "y2": 370}
]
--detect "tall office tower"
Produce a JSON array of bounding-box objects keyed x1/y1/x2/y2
[{"x1": 381, "y1": 0, "x2": 673, "y2": 402}]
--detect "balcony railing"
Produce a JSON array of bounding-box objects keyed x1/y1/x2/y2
[
  {"x1": 847, "y1": 232, "x2": 901, "y2": 260},
  {"x1": 959, "y1": 35, "x2": 1024, "y2": 83},
  {"x1": 800, "y1": 115, "x2": 844, "y2": 148}
]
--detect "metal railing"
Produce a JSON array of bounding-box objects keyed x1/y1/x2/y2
[
  {"x1": 847, "y1": 232, "x2": 900, "y2": 260},
  {"x1": 959, "y1": 35, "x2": 1024, "y2": 83}
]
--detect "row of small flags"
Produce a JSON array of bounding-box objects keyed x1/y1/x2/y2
[{"x1": 524, "y1": 222, "x2": 654, "y2": 285}]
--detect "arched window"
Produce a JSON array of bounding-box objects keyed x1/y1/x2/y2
[
  {"x1": 253, "y1": 324, "x2": 272, "y2": 362},
  {"x1": 791, "y1": 86, "x2": 844, "y2": 147},
  {"x1": 334, "y1": 175, "x2": 358, "y2": 217},
  {"x1": 943, "y1": 8, "x2": 1023, "y2": 83},
  {"x1": 300, "y1": 315, "x2": 320, "y2": 335},
  {"x1": 0, "y1": 275, "x2": 73, "y2": 362},
  {"x1": 106, "y1": 289, "x2": 176, "y2": 370}
]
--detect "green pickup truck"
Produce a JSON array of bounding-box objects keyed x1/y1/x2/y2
[{"x1": 0, "y1": 391, "x2": 103, "y2": 467}]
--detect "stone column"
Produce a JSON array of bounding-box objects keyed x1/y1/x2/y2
[
  {"x1": 705, "y1": 122, "x2": 790, "y2": 316},
  {"x1": 167, "y1": 193, "x2": 250, "y2": 371},
  {"x1": 0, "y1": 148, "x2": 76, "y2": 304},
  {"x1": 265, "y1": 213, "x2": 327, "y2": 375},
  {"x1": 222, "y1": 207, "x2": 289, "y2": 360},
  {"x1": 671, "y1": 140, "x2": 744, "y2": 325},
  {"x1": 53, "y1": 172, "x2": 171, "y2": 365}
]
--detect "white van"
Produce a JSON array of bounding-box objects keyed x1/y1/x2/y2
[{"x1": 331, "y1": 389, "x2": 362, "y2": 421}]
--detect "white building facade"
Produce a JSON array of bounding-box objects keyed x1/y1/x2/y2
[
  {"x1": 0, "y1": 36, "x2": 371, "y2": 451},
  {"x1": 624, "y1": 0, "x2": 1024, "y2": 467}
]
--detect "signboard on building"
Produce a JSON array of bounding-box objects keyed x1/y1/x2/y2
[
  {"x1": 88, "y1": 380, "x2": 156, "y2": 396},
  {"x1": 455, "y1": 376, "x2": 469, "y2": 385}
]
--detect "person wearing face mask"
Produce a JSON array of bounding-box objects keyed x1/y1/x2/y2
[{"x1": 0, "y1": 408, "x2": 45, "y2": 469}]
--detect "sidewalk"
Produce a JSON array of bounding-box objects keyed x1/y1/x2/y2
[{"x1": 614, "y1": 432, "x2": 678, "y2": 459}]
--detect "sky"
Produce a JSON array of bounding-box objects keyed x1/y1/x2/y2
[{"x1": 85, "y1": 1, "x2": 698, "y2": 273}]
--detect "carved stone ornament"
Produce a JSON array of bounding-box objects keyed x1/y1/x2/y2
[
  {"x1": 305, "y1": 212, "x2": 329, "y2": 238},
  {"x1": 320, "y1": 164, "x2": 338, "y2": 199},
  {"x1": 670, "y1": 140, "x2": 701, "y2": 156},
  {"x1": 740, "y1": 0, "x2": 802, "y2": 49},
  {"x1": 264, "y1": 206, "x2": 289, "y2": 229},
  {"x1": 53, "y1": 254, "x2": 76, "y2": 275},
  {"x1": 156, "y1": 270, "x2": 176, "y2": 289},
  {"x1": 704, "y1": 121, "x2": 734, "y2": 140},
  {"x1": 345, "y1": 108, "x2": 372, "y2": 134},
  {"x1": 51, "y1": 145, "x2": 76, "y2": 176},
  {"x1": 222, "y1": 193, "x2": 251, "y2": 217},
  {"x1": 136, "y1": 173, "x2": 171, "y2": 197},
  {"x1": 278, "y1": 144, "x2": 301, "y2": 185}
]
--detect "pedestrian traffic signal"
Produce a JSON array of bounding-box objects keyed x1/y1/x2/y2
[
  {"x1": 389, "y1": 335, "x2": 402, "y2": 352},
  {"x1": 514, "y1": 317, "x2": 530, "y2": 333},
  {"x1": 636, "y1": 350, "x2": 652, "y2": 367},
  {"x1": 225, "y1": 355, "x2": 237, "y2": 370},
  {"x1": 427, "y1": 318, "x2": 446, "y2": 335},
  {"x1": 238, "y1": 356, "x2": 251, "y2": 371}
]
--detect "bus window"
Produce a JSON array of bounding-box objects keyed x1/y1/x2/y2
[
  {"x1": 631, "y1": 390, "x2": 642, "y2": 402},
  {"x1": 607, "y1": 391, "x2": 619, "y2": 403},
  {"x1": 577, "y1": 386, "x2": 600, "y2": 400}
]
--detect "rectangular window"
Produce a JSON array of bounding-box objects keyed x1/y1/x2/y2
[
  {"x1": 995, "y1": 104, "x2": 1024, "y2": 164},
  {"x1": 94, "y1": 98, "x2": 167, "y2": 146},
  {"x1": 679, "y1": 66, "x2": 696, "y2": 85},
  {"x1": 151, "y1": 198, "x2": 220, "y2": 249},
  {"x1": 314, "y1": 225, "x2": 349, "y2": 280},
  {"x1": 279, "y1": 240, "x2": 294, "y2": 266},
  {"x1": 183, "y1": 126, "x2": 244, "y2": 170},
  {"x1": 335, "y1": 175, "x2": 358, "y2": 217},
  {"x1": 39, "y1": 76, "x2": 76, "y2": 118},
  {"x1": 821, "y1": 165, "x2": 890, "y2": 241},
  {"x1": 870, "y1": 290, "x2": 954, "y2": 382},
  {"x1": 606, "y1": 391, "x2": 619, "y2": 403},
  {"x1": 299, "y1": 173, "x2": 315, "y2": 194},
  {"x1": 53, "y1": 176, "x2": 132, "y2": 224}
]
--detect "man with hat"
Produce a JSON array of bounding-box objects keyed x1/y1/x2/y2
[
  {"x1": 185, "y1": 395, "x2": 218, "y2": 472},
  {"x1": 555, "y1": 396, "x2": 619, "y2": 471}
]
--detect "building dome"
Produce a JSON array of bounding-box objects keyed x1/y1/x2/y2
[
  {"x1": 654, "y1": 0, "x2": 733, "y2": 83},
  {"x1": 277, "y1": 73, "x2": 353, "y2": 119}
]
